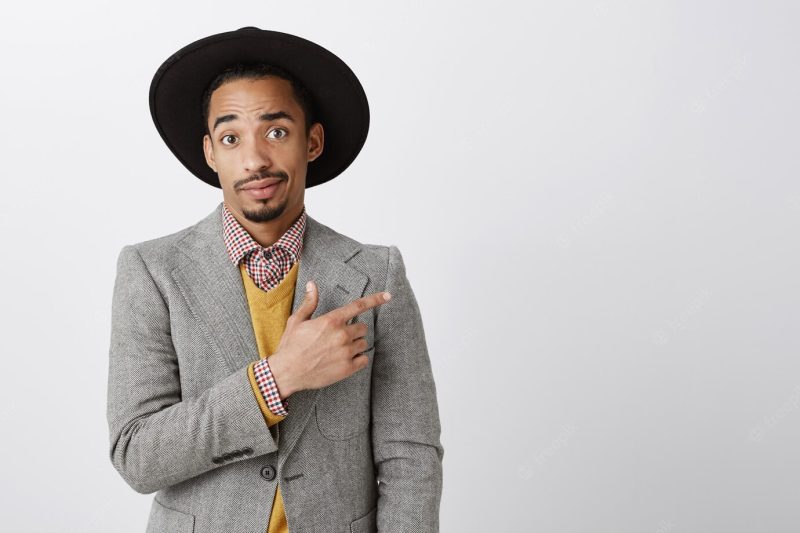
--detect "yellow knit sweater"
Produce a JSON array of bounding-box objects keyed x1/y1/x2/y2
[{"x1": 243, "y1": 260, "x2": 299, "y2": 533}]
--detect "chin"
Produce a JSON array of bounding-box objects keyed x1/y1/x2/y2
[{"x1": 242, "y1": 198, "x2": 289, "y2": 223}]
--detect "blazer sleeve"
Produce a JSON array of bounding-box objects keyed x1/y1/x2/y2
[
  {"x1": 371, "y1": 245, "x2": 445, "y2": 532},
  {"x1": 106, "y1": 245, "x2": 279, "y2": 494}
]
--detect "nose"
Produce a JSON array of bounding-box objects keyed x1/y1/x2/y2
[{"x1": 240, "y1": 134, "x2": 272, "y2": 174}]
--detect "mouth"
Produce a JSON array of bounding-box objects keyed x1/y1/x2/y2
[
  {"x1": 241, "y1": 177, "x2": 283, "y2": 190},
  {"x1": 240, "y1": 178, "x2": 285, "y2": 199}
]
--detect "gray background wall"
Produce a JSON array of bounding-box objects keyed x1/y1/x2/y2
[{"x1": 0, "y1": 1, "x2": 797, "y2": 531}]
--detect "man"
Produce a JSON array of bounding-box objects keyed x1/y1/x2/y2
[{"x1": 106, "y1": 27, "x2": 444, "y2": 533}]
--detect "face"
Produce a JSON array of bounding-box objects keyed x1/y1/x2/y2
[{"x1": 203, "y1": 77, "x2": 323, "y2": 224}]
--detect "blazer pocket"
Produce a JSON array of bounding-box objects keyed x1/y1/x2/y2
[
  {"x1": 350, "y1": 505, "x2": 377, "y2": 533},
  {"x1": 316, "y1": 346, "x2": 374, "y2": 441},
  {"x1": 146, "y1": 497, "x2": 195, "y2": 533}
]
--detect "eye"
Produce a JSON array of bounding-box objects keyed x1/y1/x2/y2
[
  {"x1": 267, "y1": 128, "x2": 288, "y2": 140},
  {"x1": 220, "y1": 134, "x2": 238, "y2": 146}
]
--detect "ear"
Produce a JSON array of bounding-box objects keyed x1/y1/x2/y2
[
  {"x1": 203, "y1": 134, "x2": 217, "y2": 172},
  {"x1": 307, "y1": 122, "x2": 324, "y2": 162}
]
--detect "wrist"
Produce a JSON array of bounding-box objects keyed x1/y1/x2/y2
[{"x1": 268, "y1": 352, "x2": 299, "y2": 398}]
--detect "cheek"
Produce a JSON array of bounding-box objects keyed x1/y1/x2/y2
[
  {"x1": 217, "y1": 154, "x2": 244, "y2": 180},
  {"x1": 286, "y1": 154, "x2": 308, "y2": 183}
]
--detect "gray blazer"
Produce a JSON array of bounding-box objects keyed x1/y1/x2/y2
[{"x1": 106, "y1": 202, "x2": 444, "y2": 533}]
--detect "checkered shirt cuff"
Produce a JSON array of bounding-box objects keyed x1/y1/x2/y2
[{"x1": 253, "y1": 358, "x2": 289, "y2": 416}]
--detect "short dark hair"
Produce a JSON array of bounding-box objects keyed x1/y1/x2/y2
[{"x1": 201, "y1": 62, "x2": 318, "y2": 137}]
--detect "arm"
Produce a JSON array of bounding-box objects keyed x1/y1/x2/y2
[
  {"x1": 106, "y1": 245, "x2": 279, "y2": 494},
  {"x1": 371, "y1": 245, "x2": 445, "y2": 532}
]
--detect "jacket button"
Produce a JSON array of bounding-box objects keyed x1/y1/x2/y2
[
  {"x1": 260, "y1": 465, "x2": 277, "y2": 481},
  {"x1": 242, "y1": 447, "x2": 253, "y2": 456}
]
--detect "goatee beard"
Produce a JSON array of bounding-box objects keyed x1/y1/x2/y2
[{"x1": 242, "y1": 197, "x2": 288, "y2": 223}]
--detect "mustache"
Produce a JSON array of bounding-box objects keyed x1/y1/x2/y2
[{"x1": 235, "y1": 171, "x2": 288, "y2": 190}]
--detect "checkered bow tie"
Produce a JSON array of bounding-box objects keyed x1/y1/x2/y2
[{"x1": 222, "y1": 202, "x2": 306, "y2": 292}]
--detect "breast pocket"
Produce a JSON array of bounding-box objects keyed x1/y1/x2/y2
[
  {"x1": 146, "y1": 497, "x2": 195, "y2": 533},
  {"x1": 315, "y1": 304, "x2": 375, "y2": 441}
]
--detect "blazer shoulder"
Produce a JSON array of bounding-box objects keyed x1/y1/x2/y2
[
  {"x1": 310, "y1": 216, "x2": 394, "y2": 278},
  {"x1": 358, "y1": 242, "x2": 392, "y2": 265},
  {"x1": 116, "y1": 219, "x2": 200, "y2": 270}
]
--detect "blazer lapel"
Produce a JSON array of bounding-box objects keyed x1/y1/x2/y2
[
  {"x1": 171, "y1": 203, "x2": 259, "y2": 373},
  {"x1": 171, "y1": 202, "x2": 369, "y2": 461}
]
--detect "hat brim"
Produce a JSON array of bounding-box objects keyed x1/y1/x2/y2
[{"x1": 149, "y1": 27, "x2": 370, "y2": 188}]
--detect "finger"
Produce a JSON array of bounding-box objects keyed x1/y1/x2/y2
[
  {"x1": 345, "y1": 321, "x2": 369, "y2": 341},
  {"x1": 351, "y1": 353, "x2": 370, "y2": 371},
  {"x1": 292, "y1": 279, "x2": 319, "y2": 321},
  {"x1": 331, "y1": 291, "x2": 391, "y2": 323}
]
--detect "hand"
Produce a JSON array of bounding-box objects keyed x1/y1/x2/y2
[{"x1": 268, "y1": 280, "x2": 392, "y2": 397}]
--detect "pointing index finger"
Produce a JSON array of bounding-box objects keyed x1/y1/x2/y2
[{"x1": 333, "y1": 291, "x2": 392, "y2": 323}]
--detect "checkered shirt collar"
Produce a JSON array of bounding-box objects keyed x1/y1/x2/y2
[{"x1": 222, "y1": 201, "x2": 307, "y2": 267}]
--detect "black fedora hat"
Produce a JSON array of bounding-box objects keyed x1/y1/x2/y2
[{"x1": 149, "y1": 26, "x2": 370, "y2": 188}]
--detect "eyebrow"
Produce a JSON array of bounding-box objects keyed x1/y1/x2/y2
[{"x1": 212, "y1": 111, "x2": 296, "y2": 132}]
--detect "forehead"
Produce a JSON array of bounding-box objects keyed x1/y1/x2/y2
[{"x1": 209, "y1": 77, "x2": 298, "y2": 113}]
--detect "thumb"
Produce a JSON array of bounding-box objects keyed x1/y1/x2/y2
[{"x1": 294, "y1": 279, "x2": 319, "y2": 321}]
